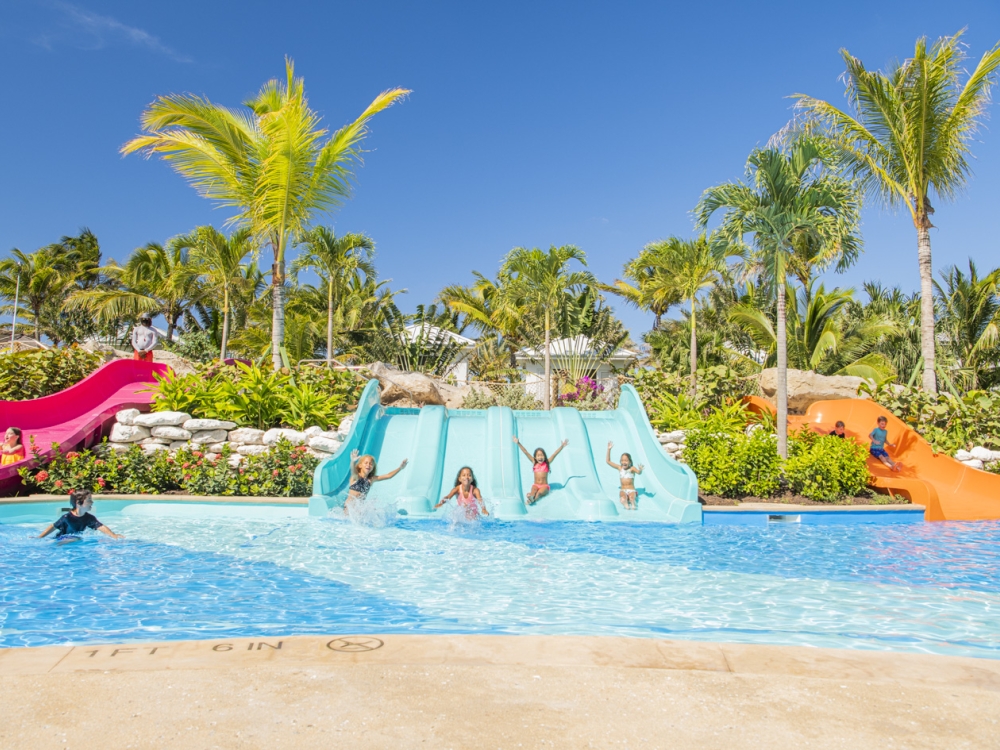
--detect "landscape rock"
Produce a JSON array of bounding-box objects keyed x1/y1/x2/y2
[
  {"x1": 227, "y1": 455, "x2": 244, "y2": 468},
  {"x1": 133, "y1": 411, "x2": 191, "y2": 428},
  {"x1": 306, "y1": 448, "x2": 331, "y2": 458},
  {"x1": 169, "y1": 441, "x2": 191, "y2": 451},
  {"x1": 206, "y1": 442, "x2": 229, "y2": 453},
  {"x1": 110, "y1": 423, "x2": 151, "y2": 443},
  {"x1": 369, "y1": 362, "x2": 444, "y2": 406},
  {"x1": 182, "y1": 418, "x2": 237, "y2": 432},
  {"x1": 758, "y1": 369, "x2": 871, "y2": 414},
  {"x1": 970, "y1": 446, "x2": 994, "y2": 462},
  {"x1": 437, "y1": 380, "x2": 471, "y2": 410},
  {"x1": 116, "y1": 408, "x2": 140, "y2": 426},
  {"x1": 304, "y1": 426, "x2": 324, "y2": 437},
  {"x1": 140, "y1": 437, "x2": 172, "y2": 446},
  {"x1": 955, "y1": 449, "x2": 973, "y2": 462},
  {"x1": 108, "y1": 443, "x2": 132, "y2": 454},
  {"x1": 204, "y1": 453, "x2": 219, "y2": 462},
  {"x1": 228, "y1": 428, "x2": 265, "y2": 445},
  {"x1": 237, "y1": 444, "x2": 269, "y2": 456},
  {"x1": 191, "y1": 429, "x2": 228, "y2": 445},
  {"x1": 141, "y1": 443, "x2": 170, "y2": 453},
  {"x1": 263, "y1": 428, "x2": 308, "y2": 446},
  {"x1": 664, "y1": 442, "x2": 679, "y2": 452},
  {"x1": 961, "y1": 458, "x2": 985, "y2": 470},
  {"x1": 142, "y1": 350, "x2": 198, "y2": 377},
  {"x1": 151, "y1": 425, "x2": 193, "y2": 440},
  {"x1": 337, "y1": 417, "x2": 353, "y2": 436},
  {"x1": 308, "y1": 435, "x2": 343, "y2": 454}
]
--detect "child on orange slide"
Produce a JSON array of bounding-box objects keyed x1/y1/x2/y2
[{"x1": 869, "y1": 416, "x2": 902, "y2": 472}]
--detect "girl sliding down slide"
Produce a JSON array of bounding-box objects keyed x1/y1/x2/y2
[
  {"x1": 346, "y1": 450, "x2": 408, "y2": 513},
  {"x1": 606, "y1": 441, "x2": 644, "y2": 510},
  {"x1": 435, "y1": 466, "x2": 489, "y2": 518},
  {"x1": 513, "y1": 436, "x2": 567, "y2": 504}
]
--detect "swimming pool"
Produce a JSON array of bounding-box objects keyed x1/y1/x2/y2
[{"x1": 1, "y1": 502, "x2": 998, "y2": 659}]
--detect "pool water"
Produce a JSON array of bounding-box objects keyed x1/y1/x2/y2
[{"x1": 2, "y1": 504, "x2": 999, "y2": 659}]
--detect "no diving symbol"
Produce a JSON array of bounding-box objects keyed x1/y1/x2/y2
[{"x1": 327, "y1": 637, "x2": 384, "y2": 653}]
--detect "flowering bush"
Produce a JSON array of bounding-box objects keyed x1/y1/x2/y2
[
  {"x1": 557, "y1": 376, "x2": 608, "y2": 410},
  {"x1": 20, "y1": 438, "x2": 319, "y2": 498}
]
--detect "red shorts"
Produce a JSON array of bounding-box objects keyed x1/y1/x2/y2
[{"x1": 133, "y1": 349, "x2": 154, "y2": 362}]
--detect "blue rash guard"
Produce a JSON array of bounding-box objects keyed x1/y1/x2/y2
[{"x1": 53, "y1": 512, "x2": 104, "y2": 537}]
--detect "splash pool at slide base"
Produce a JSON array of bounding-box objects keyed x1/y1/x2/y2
[{"x1": 1, "y1": 500, "x2": 998, "y2": 659}]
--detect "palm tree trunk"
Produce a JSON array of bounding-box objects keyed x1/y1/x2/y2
[
  {"x1": 166, "y1": 317, "x2": 176, "y2": 343},
  {"x1": 544, "y1": 308, "x2": 551, "y2": 410},
  {"x1": 916, "y1": 224, "x2": 937, "y2": 393},
  {"x1": 326, "y1": 279, "x2": 334, "y2": 366},
  {"x1": 219, "y1": 287, "x2": 230, "y2": 361},
  {"x1": 776, "y1": 281, "x2": 789, "y2": 459},
  {"x1": 689, "y1": 297, "x2": 698, "y2": 399},
  {"x1": 271, "y1": 258, "x2": 286, "y2": 370},
  {"x1": 33, "y1": 305, "x2": 40, "y2": 342}
]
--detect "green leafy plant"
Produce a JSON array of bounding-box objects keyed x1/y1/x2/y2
[
  {"x1": 785, "y1": 429, "x2": 872, "y2": 502},
  {"x1": 283, "y1": 382, "x2": 341, "y2": 431},
  {"x1": 161, "y1": 330, "x2": 220, "y2": 364},
  {"x1": 460, "y1": 385, "x2": 543, "y2": 410},
  {"x1": 0, "y1": 346, "x2": 104, "y2": 400}
]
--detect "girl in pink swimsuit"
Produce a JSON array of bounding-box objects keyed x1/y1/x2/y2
[
  {"x1": 434, "y1": 466, "x2": 489, "y2": 518},
  {"x1": 513, "y1": 436, "x2": 568, "y2": 504}
]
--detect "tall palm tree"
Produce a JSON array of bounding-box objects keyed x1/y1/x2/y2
[
  {"x1": 292, "y1": 227, "x2": 375, "y2": 364},
  {"x1": 501, "y1": 246, "x2": 596, "y2": 409},
  {"x1": 641, "y1": 235, "x2": 733, "y2": 396},
  {"x1": 795, "y1": 32, "x2": 1000, "y2": 393},
  {"x1": 603, "y1": 245, "x2": 683, "y2": 330},
  {"x1": 695, "y1": 137, "x2": 861, "y2": 457},
  {"x1": 65, "y1": 242, "x2": 201, "y2": 342},
  {"x1": 121, "y1": 58, "x2": 409, "y2": 368},
  {"x1": 173, "y1": 226, "x2": 258, "y2": 359},
  {"x1": 934, "y1": 260, "x2": 1000, "y2": 390},
  {"x1": 0, "y1": 248, "x2": 73, "y2": 341}
]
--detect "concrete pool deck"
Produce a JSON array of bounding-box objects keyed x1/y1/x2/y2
[{"x1": 1, "y1": 635, "x2": 998, "y2": 749}]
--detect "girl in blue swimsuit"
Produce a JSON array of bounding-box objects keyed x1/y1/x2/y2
[{"x1": 346, "y1": 449, "x2": 409, "y2": 513}]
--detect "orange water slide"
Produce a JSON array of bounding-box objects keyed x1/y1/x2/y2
[{"x1": 744, "y1": 395, "x2": 1000, "y2": 521}]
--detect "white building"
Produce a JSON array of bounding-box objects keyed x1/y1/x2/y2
[{"x1": 515, "y1": 335, "x2": 638, "y2": 400}]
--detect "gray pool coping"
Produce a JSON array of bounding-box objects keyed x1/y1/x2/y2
[
  {"x1": 705, "y1": 502, "x2": 922, "y2": 512},
  {"x1": 0, "y1": 494, "x2": 309, "y2": 506}
]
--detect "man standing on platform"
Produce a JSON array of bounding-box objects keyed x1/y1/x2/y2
[{"x1": 131, "y1": 316, "x2": 158, "y2": 362}]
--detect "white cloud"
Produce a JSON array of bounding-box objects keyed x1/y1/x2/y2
[{"x1": 37, "y1": 1, "x2": 192, "y2": 63}]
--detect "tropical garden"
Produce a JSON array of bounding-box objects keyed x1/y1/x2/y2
[{"x1": 6, "y1": 34, "x2": 1000, "y2": 499}]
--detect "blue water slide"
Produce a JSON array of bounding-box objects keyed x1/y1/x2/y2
[{"x1": 309, "y1": 380, "x2": 701, "y2": 523}]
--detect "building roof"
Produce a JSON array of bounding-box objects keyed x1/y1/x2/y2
[
  {"x1": 515, "y1": 335, "x2": 637, "y2": 362},
  {"x1": 402, "y1": 324, "x2": 477, "y2": 348}
]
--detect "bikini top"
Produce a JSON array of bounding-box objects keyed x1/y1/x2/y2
[
  {"x1": 533, "y1": 461, "x2": 549, "y2": 474},
  {"x1": 619, "y1": 466, "x2": 633, "y2": 480},
  {"x1": 349, "y1": 475, "x2": 372, "y2": 495},
  {"x1": 456, "y1": 485, "x2": 476, "y2": 505}
]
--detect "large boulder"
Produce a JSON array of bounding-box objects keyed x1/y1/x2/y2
[
  {"x1": 183, "y1": 418, "x2": 236, "y2": 432},
  {"x1": 191, "y1": 429, "x2": 229, "y2": 445},
  {"x1": 116, "y1": 408, "x2": 140, "y2": 426},
  {"x1": 151, "y1": 425, "x2": 193, "y2": 440},
  {"x1": 237, "y1": 444, "x2": 269, "y2": 456},
  {"x1": 309, "y1": 435, "x2": 343, "y2": 454},
  {"x1": 263, "y1": 428, "x2": 308, "y2": 446},
  {"x1": 229, "y1": 428, "x2": 265, "y2": 445},
  {"x1": 758, "y1": 369, "x2": 871, "y2": 414},
  {"x1": 110, "y1": 423, "x2": 150, "y2": 443},
  {"x1": 133, "y1": 411, "x2": 191, "y2": 428},
  {"x1": 369, "y1": 362, "x2": 444, "y2": 406}
]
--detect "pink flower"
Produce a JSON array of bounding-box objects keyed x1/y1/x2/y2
[
  {"x1": 182, "y1": 463, "x2": 190, "y2": 470},
  {"x1": 66, "y1": 452, "x2": 80, "y2": 460},
  {"x1": 94, "y1": 459, "x2": 105, "y2": 467},
  {"x1": 272, "y1": 469, "x2": 280, "y2": 477},
  {"x1": 97, "y1": 478, "x2": 106, "y2": 487},
  {"x1": 54, "y1": 480, "x2": 63, "y2": 488},
  {"x1": 192, "y1": 451, "x2": 203, "y2": 459},
  {"x1": 36, "y1": 470, "x2": 49, "y2": 482}
]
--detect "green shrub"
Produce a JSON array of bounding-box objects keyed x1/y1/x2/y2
[
  {"x1": 684, "y1": 427, "x2": 870, "y2": 501},
  {"x1": 785, "y1": 430, "x2": 872, "y2": 502},
  {"x1": 0, "y1": 346, "x2": 104, "y2": 400},
  {"x1": 21, "y1": 438, "x2": 318, "y2": 498},
  {"x1": 460, "y1": 385, "x2": 543, "y2": 410},
  {"x1": 161, "y1": 330, "x2": 219, "y2": 364},
  {"x1": 632, "y1": 365, "x2": 757, "y2": 411}
]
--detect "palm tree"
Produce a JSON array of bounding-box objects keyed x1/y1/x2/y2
[
  {"x1": 0, "y1": 248, "x2": 73, "y2": 341},
  {"x1": 642, "y1": 235, "x2": 732, "y2": 396},
  {"x1": 794, "y1": 32, "x2": 1000, "y2": 393},
  {"x1": 121, "y1": 58, "x2": 409, "y2": 368},
  {"x1": 934, "y1": 260, "x2": 1000, "y2": 390},
  {"x1": 603, "y1": 245, "x2": 683, "y2": 330},
  {"x1": 65, "y1": 242, "x2": 201, "y2": 342},
  {"x1": 173, "y1": 226, "x2": 258, "y2": 359},
  {"x1": 695, "y1": 137, "x2": 861, "y2": 457},
  {"x1": 501, "y1": 246, "x2": 596, "y2": 410},
  {"x1": 292, "y1": 227, "x2": 375, "y2": 364}
]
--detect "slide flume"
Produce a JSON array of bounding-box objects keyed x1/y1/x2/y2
[
  {"x1": 310, "y1": 380, "x2": 701, "y2": 523},
  {"x1": 746, "y1": 395, "x2": 1000, "y2": 521},
  {"x1": 0, "y1": 359, "x2": 169, "y2": 495}
]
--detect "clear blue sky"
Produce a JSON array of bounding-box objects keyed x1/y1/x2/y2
[{"x1": 1, "y1": 0, "x2": 998, "y2": 337}]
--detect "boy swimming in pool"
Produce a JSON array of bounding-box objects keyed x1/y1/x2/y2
[
  {"x1": 605, "y1": 441, "x2": 644, "y2": 510},
  {"x1": 38, "y1": 490, "x2": 124, "y2": 541},
  {"x1": 869, "y1": 416, "x2": 902, "y2": 472},
  {"x1": 434, "y1": 466, "x2": 489, "y2": 518},
  {"x1": 513, "y1": 436, "x2": 568, "y2": 504},
  {"x1": 346, "y1": 449, "x2": 408, "y2": 513}
]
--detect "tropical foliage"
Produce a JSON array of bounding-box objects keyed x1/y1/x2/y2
[{"x1": 0, "y1": 346, "x2": 104, "y2": 401}]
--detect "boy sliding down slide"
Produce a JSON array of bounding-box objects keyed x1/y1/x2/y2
[{"x1": 869, "y1": 416, "x2": 902, "y2": 472}]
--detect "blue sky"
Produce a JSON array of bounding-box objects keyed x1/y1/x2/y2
[{"x1": 1, "y1": 0, "x2": 999, "y2": 337}]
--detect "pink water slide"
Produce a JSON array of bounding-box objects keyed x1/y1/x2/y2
[{"x1": 0, "y1": 359, "x2": 169, "y2": 494}]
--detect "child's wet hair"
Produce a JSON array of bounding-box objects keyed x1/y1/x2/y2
[
  {"x1": 356, "y1": 454, "x2": 377, "y2": 477},
  {"x1": 69, "y1": 489, "x2": 92, "y2": 509},
  {"x1": 453, "y1": 466, "x2": 478, "y2": 488},
  {"x1": 533, "y1": 448, "x2": 549, "y2": 463},
  {"x1": 620, "y1": 453, "x2": 633, "y2": 468},
  {"x1": 6, "y1": 427, "x2": 21, "y2": 446},
  {"x1": 835, "y1": 421, "x2": 845, "y2": 428},
  {"x1": 877, "y1": 416, "x2": 888, "y2": 424}
]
